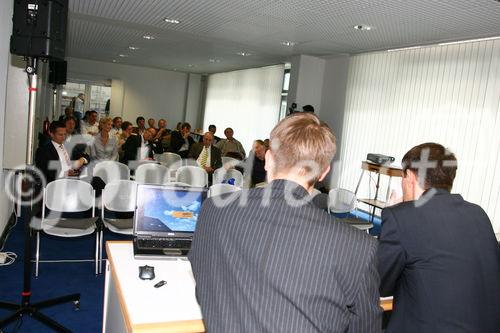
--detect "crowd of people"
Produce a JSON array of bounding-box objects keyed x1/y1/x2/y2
[{"x1": 35, "y1": 104, "x2": 269, "y2": 188}]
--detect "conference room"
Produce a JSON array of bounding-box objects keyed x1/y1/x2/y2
[{"x1": 0, "y1": 0, "x2": 499, "y2": 332}]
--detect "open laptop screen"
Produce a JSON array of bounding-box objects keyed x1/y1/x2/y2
[{"x1": 135, "y1": 185, "x2": 207, "y2": 236}]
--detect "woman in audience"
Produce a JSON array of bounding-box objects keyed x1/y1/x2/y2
[{"x1": 90, "y1": 117, "x2": 118, "y2": 161}]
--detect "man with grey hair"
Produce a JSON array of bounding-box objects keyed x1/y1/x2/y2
[
  {"x1": 189, "y1": 113, "x2": 381, "y2": 333},
  {"x1": 188, "y1": 132, "x2": 222, "y2": 184}
]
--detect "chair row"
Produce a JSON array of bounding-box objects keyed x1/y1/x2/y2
[
  {"x1": 33, "y1": 179, "x2": 244, "y2": 277},
  {"x1": 93, "y1": 160, "x2": 244, "y2": 187}
]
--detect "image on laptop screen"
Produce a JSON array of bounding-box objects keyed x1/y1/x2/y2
[{"x1": 136, "y1": 186, "x2": 206, "y2": 234}]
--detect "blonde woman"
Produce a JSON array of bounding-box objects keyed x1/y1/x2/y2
[{"x1": 90, "y1": 117, "x2": 118, "y2": 161}]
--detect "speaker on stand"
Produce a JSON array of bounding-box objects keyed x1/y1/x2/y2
[{"x1": 0, "y1": 1, "x2": 81, "y2": 332}]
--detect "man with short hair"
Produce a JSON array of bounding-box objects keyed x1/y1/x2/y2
[
  {"x1": 35, "y1": 121, "x2": 88, "y2": 184},
  {"x1": 378, "y1": 142, "x2": 500, "y2": 333},
  {"x1": 147, "y1": 118, "x2": 156, "y2": 130},
  {"x1": 170, "y1": 122, "x2": 194, "y2": 158},
  {"x1": 207, "y1": 124, "x2": 221, "y2": 144},
  {"x1": 134, "y1": 116, "x2": 146, "y2": 135},
  {"x1": 120, "y1": 128, "x2": 160, "y2": 165},
  {"x1": 215, "y1": 127, "x2": 246, "y2": 159},
  {"x1": 188, "y1": 132, "x2": 222, "y2": 183},
  {"x1": 190, "y1": 113, "x2": 381, "y2": 333},
  {"x1": 109, "y1": 117, "x2": 122, "y2": 138},
  {"x1": 80, "y1": 110, "x2": 98, "y2": 136}
]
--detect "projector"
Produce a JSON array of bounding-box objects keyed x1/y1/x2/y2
[{"x1": 366, "y1": 153, "x2": 395, "y2": 165}]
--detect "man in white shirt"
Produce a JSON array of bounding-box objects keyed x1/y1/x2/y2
[
  {"x1": 80, "y1": 110, "x2": 99, "y2": 136},
  {"x1": 35, "y1": 121, "x2": 88, "y2": 184},
  {"x1": 188, "y1": 132, "x2": 223, "y2": 184}
]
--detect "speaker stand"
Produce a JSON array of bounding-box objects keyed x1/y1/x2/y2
[{"x1": 0, "y1": 57, "x2": 80, "y2": 333}]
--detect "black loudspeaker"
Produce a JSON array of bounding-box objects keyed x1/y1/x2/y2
[
  {"x1": 10, "y1": 0, "x2": 68, "y2": 60},
  {"x1": 48, "y1": 60, "x2": 66, "y2": 85}
]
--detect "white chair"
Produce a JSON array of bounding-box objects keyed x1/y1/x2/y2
[
  {"x1": 328, "y1": 188, "x2": 372, "y2": 231},
  {"x1": 213, "y1": 167, "x2": 244, "y2": 187},
  {"x1": 208, "y1": 183, "x2": 241, "y2": 198},
  {"x1": 92, "y1": 161, "x2": 130, "y2": 184},
  {"x1": 101, "y1": 180, "x2": 137, "y2": 235},
  {"x1": 135, "y1": 163, "x2": 169, "y2": 184},
  {"x1": 36, "y1": 179, "x2": 99, "y2": 277},
  {"x1": 221, "y1": 156, "x2": 240, "y2": 169},
  {"x1": 176, "y1": 166, "x2": 208, "y2": 187},
  {"x1": 182, "y1": 158, "x2": 199, "y2": 167},
  {"x1": 157, "y1": 152, "x2": 182, "y2": 169}
]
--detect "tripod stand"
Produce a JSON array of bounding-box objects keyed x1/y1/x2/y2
[{"x1": 0, "y1": 57, "x2": 80, "y2": 332}]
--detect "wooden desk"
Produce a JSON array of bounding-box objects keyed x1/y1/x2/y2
[{"x1": 102, "y1": 241, "x2": 392, "y2": 332}]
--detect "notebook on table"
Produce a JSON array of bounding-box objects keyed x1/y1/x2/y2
[{"x1": 133, "y1": 184, "x2": 207, "y2": 259}]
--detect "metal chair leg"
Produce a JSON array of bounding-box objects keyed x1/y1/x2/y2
[{"x1": 95, "y1": 231, "x2": 99, "y2": 275}]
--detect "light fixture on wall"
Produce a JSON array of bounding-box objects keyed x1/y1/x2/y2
[
  {"x1": 387, "y1": 45, "x2": 422, "y2": 52},
  {"x1": 438, "y1": 35, "x2": 500, "y2": 46}
]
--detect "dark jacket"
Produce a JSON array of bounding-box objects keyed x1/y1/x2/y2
[
  {"x1": 169, "y1": 131, "x2": 194, "y2": 158},
  {"x1": 378, "y1": 188, "x2": 500, "y2": 333},
  {"x1": 120, "y1": 134, "x2": 163, "y2": 165},
  {"x1": 187, "y1": 143, "x2": 223, "y2": 171}
]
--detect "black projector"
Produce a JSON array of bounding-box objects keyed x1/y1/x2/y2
[{"x1": 366, "y1": 153, "x2": 395, "y2": 165}]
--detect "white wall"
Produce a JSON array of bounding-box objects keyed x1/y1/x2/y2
[
  {"x1": 318, "y1": 55, "x2": 350, "y2": 188},
  {"x1": 0, "y1": 0, "x2": 15, "y2": 237},
  {"x1": 287, "y1": 55, "x2": 326, "y2": 112},
  {"x1": 67, "y1": 57, "x2": 190, "y2": 127},
  {"x1": 184, "y1": 73, "x2": 203, "y2": 130}
]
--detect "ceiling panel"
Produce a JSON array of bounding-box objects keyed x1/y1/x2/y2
[{"x1": 67, "y1": 0, "x2": 500, "y2": 73}]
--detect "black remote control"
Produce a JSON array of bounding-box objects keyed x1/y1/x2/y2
[{"x1": 154, "y1": 280, "x2": 167, "y2": 288}]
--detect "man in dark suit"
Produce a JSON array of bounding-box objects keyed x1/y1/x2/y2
[
  {"x1": 189, "y1": 113, "x2": 381, "y2": 332},
  {"x1": 120, "y1": 128, "x2": 162, "y2": 165},
  {"x1": 188, "y1": 132, "x2": 222, "y2": 184},
  {"x1": 35, "y1": 120, "x2": 88, "y2": 185},
  {"x1": 378, "y1": 142, "x2": 500, "y2": 333},
  {"x1": 169, "y1": 122, "x2": 194, "y2": 158}
]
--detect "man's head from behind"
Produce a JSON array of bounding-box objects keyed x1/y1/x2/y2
[
  {"x1": 266, "y1": 113, "x2": 336, "y2": 187},
  {"x1": 401, "y1": 142, "x2": 457, "y2": 201},
  {"x1": 49, "y1": 121, "x2": 67, "y2": 145}
]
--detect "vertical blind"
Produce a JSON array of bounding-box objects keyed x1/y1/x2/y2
[
  {"x1": 337, "y1": 39, "x2": 500, "y2": 232},
  {"x1": 203, "y1": 65, "x2": 284, "y2": 153}
]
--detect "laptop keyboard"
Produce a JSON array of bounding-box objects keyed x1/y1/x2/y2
[{"x1": 137, "y1": 237, "x2": 191, "y2": 249}]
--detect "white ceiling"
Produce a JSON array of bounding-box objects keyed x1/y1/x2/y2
[{"x1": 67, "y1": 0, "x2": 500, "y2": 73}]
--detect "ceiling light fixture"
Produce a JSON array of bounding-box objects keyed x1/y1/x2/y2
[
  {"x1": 387, "y1": 46, "x2": 422, "y2": 52},
  {"x1": 143, "y1": 35, "x2": 155, "y2": 40},
  {"x1": 438, "y1": 35, "x2": 500, "y2": 46},
  {"x1": 129, "y1": 46, "x2": 139, "y2": 50},
  {"x1": 163, "y1": 17, "x2": 180, "y2": 24},
  {"x1": 112, "y1": 59, "x2": 118, "y2": 63},
  {"x1": 237, "y1": 51, "x2": 252, "y2": 56},
  {"x1": 187, "y1": 64, "x2": 194, "y2": 68},
  {"x1": 281, "y1": 41, "x2": 297, "y2": 46},
  {"x1": 354, "y1": 24, "x2": 373, "y2": 31}
]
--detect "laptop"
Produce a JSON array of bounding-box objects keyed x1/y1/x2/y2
[{"x1": 133, "y1": 184, "x2": 207, "y2": 259}]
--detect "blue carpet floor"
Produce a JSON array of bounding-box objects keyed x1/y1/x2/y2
[{"x1": 0, "y1": 215, "x2": 130, "y2": 333}]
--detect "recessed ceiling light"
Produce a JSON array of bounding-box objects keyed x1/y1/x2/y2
[
  {"x1": 163, "y1": 17, "x2": 180, "y2": 24},
  {"x1": 112, "y1": 59, "x2": 118, "y2": 63},
  {"x1": 281, "y1": 41, "x2": 297, "y2": 46},
  {"x1": 354, "y1": 24, "x2": 373, "y2": 31},
  {"x1": 237, "y1": 51, "x2": 252, "y2": 56},
  {"x1": 128, "y1": 46, "x2": 139, "y2": 50},
  {"x1": 209, "y1": 59, "x2": 220, "y2": 63},
  {"x1": 143, "y1": 35, "x2": 155, "y2": 40},
  {"x1": 118, "y1": 54, "x2": 128, "y2": 58},
  {"x1": 187, "y1": 64, "x2": 194, "y2": 68}
]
